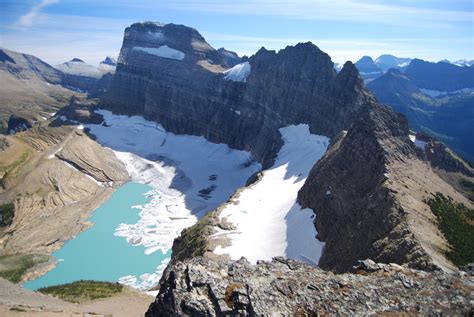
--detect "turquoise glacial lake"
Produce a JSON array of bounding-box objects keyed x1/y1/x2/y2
[{"x1": 24, "y1": 182, "x2": 170, "y2": 290}]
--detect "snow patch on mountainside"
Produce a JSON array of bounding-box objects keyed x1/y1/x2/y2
[
  {"x1": 133, "y1": 45, "x2": 185, "y2": 60},
  {"x1": 224, "y1": 61, "x2": 251, "y2": 82},
  {"x1": 56, "y1": 60, "x2": 103, "y2": 78},
  {"x1": 213, "y1": 125, "x2": 329, "y2": 265}
]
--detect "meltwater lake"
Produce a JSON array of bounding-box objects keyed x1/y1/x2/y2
[{"x1": 24, "y1": 182, "x2": 170, "y2": 290}]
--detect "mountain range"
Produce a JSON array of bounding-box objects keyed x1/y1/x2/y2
[{"x1": 0, "y1": 21, "x2": 472, "y2": 316}]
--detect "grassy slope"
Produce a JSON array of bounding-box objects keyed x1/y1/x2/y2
[
  {"x1": 0, "y1": 254, "x2": 49, "y2": 283},
  {"x1": 38, "y1": 280, "x2": 123, "y2": 303}
]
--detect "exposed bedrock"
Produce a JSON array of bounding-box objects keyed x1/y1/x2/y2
[
  {"x1": 145, "y1": 256, "x2": 473, "y2": 316},
  {"x1": 103, "y1": 22, "x2": 367, "y2": 166}
]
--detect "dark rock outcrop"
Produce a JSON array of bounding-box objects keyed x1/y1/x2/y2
[
  {"x1": 217, "y1": 47, "x2": 241, "y2": 67},
  {"x1": 103, "y1": 22, "x2": 367, "y2": 166},
  {"x1": 52, "y1": 96, "x2": 103, "y2": 125},
  {"x1": 298, "y1": 102, "x2": 439, "y2": 272},
  {"x1": 146, "y1": 256, "x2": 473, "y2": 316},
  {"x1": 7, "y1": 115, "x2": 32, "y2": 134}
]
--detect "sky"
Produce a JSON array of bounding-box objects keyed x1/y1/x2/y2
[{"x1": 0, "y1": 0, "x2": 473, "y2": 66}]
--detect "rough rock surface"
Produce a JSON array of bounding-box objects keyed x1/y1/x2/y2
[
  {"x1": 53, "y1": 96, "x2": 104, "y2": 125},
  {"x1": 104, "y1": 22, "x2": 367, "y2": 166},
  {"x1": 146, "y1": 256, "x2": 473, "y2": 316},
  {"x1": 298, "y1": 102, "x2": 473, "y2": 273}
]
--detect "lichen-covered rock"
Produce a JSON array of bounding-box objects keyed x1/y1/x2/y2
[{"x1": 146, "y1": 256, "x2": 473, "y2": 316}]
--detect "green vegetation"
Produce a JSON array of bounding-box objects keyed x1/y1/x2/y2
[
  {"x1": 460, "y1": 179, "x2": 474, "y2": 192},
  {"x1": 172, "y1": 212, "x2": 215, "y2": 261},
  {"x1": 0, "y1": 149, "x2": 31, "y2": 176},
  {"x1": 0, "y1": 254, "x2": 49, "y2": 283},
  {"x1": 425, "y1": 193, "x2": 474, "y2": 267},
  {"x1": 0, "y1": 202, "x2": 14, "y2": 226},
  {"x1": 460, "y1": 179, "x2": 474, "y2": 201},
  {"x1": 38, "y1": 280, "x2": 123, "y2": 303}
]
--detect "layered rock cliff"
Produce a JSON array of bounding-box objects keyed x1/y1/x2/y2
[{"x1": 103, "y1": 22, "x2": 367, "y2": 166}]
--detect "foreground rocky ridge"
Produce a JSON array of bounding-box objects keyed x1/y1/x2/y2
[
  {"x1": 146, "y1": 256, "x2": 473, "y2": 316},
  {"x1": 104, "y1": 22, "x2": 367, "y2": 166}
]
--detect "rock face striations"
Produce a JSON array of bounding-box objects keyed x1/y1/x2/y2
[
  {"x1": 298, "y1": 101, "x2": 473, "y2": 273},
  {"x1": 103, "y1": 22, "x2": 367, "y2": 166},
  {"x1": 146, "y1": 256, "x2": 473, "y2": 316}
]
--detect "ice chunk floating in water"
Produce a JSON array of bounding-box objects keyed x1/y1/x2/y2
[{"x1": 214, "y1": 124, "x2": 329, "y2": 265}]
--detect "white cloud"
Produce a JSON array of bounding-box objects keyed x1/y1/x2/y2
[{"x1": 16, "y1": 0, "x2": 60, "y2": 28}]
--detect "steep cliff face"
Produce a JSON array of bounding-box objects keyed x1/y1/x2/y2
[
  {"x1": 298, "y1": 102, "x2": 473, "y2": 273},
  {"x1": 103, "y1": 22, "x2": 367, "y2": 165},
  {"x1": 146, "y1": 257, "x2": 473, "y2": 316}
]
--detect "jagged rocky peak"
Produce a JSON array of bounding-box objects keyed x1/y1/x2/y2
[
  {"x1": 100, "y1": 56, "x2": 117, "y2": 66},
  {"x1": 217, "y1": 47, "x2": 241, "y2": 67},
  {"x1": 248, "y1": 42, "x2": 336, "y2": 87},
  {"x1": 336, "y1": 61, "x2": 363, "y2": 88}
]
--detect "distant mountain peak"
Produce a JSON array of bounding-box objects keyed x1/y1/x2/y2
[
  {"x1": 100, "y1": 56, "x2": 117, "y2": 66},
  {"x1": 69, "y1": 58, "x2": 85, "y2": 63}
]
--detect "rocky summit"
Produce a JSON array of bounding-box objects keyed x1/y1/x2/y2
[{"x1": 146, "y1": 256, "x2": 473, "y2": 316}]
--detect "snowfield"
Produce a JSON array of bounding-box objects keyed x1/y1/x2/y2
[
  {"x1": 224, "y1": 61, "x2": 251, "y2": 82},
  {"x1": 133, "y1": 45, "x2": 185, "y2": 60},
  {"x1": 213, "y1": 125, "x2": 329, "y2": 265},
  {"x1": 85, "y1": 110, "x2": 260, "y2": 288}
]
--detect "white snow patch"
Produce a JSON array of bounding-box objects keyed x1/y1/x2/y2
[
  {"x1": 85, "y1": 110, "x2": 261, "y2": 290},
  {"x1": 224, "y1": 62, "x2": 251, "y2": 82},
  {"x1": 133, "y1": 45, "x2": 185, "y2": 61},
  {"x1": 146, "y1": 290, "x2": 159, "y2": 297},
  {"x1": 213, "y1": 125, "x2": 329, "y2": 265},
  {"x1": 414, "y1": 139, "x2": 427, "y2": 150},
  {"x1": 47, "y1": 146, "x2": 63, "y2": 159},
  {"x1": 409, "y1": 135, "x2": 427, "y2": 150}
]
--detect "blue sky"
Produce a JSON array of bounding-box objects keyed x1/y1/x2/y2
[{"x1": 0, "y1": 0, "x2": 473, "y2": 66}]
